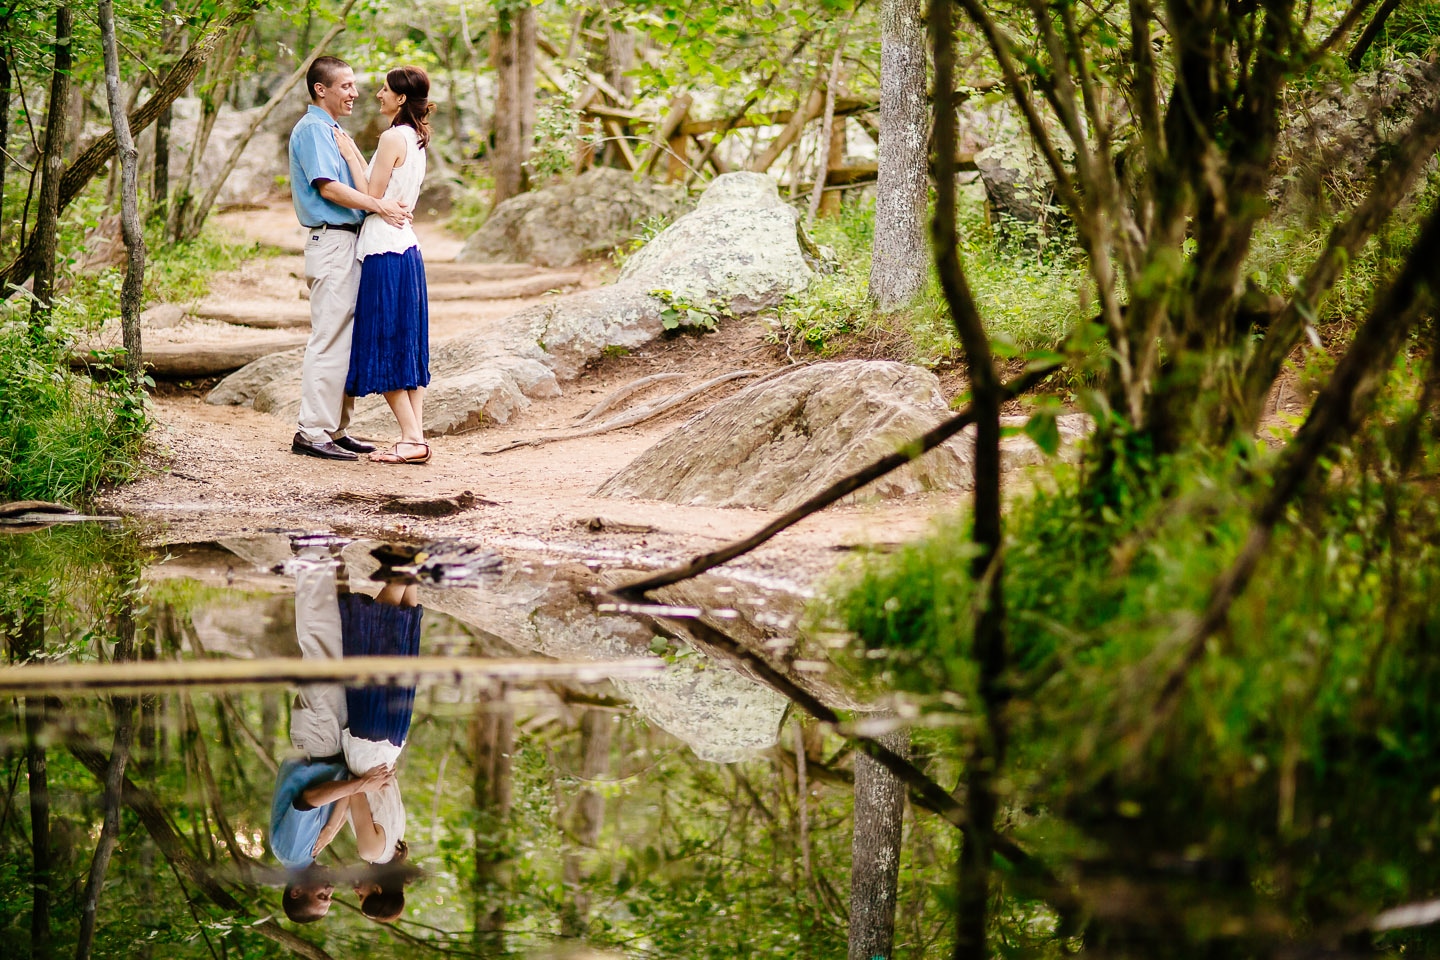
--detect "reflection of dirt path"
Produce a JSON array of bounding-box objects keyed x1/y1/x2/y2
[{"x1": 104, "y1": 204, "x2": 964, "y2": 591}]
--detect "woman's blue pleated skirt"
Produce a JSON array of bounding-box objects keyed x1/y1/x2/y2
[
  {"x1": 346, "y1": 246, "x2": 431, "y2": 398},
  {"x1": 340, "y1": 593, "x2": 423, "y2": 747}
]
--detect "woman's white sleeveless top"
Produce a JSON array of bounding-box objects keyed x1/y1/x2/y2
[{"x1": 356, "y1": 124, "x2": 425, "y2": 260}]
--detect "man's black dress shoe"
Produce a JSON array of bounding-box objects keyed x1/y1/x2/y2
[
  {"x1": 332, "y1": 435, "x2": 376, "y2": 454},
  {"x1": 291, "y1": 433, "x2": 359, "y2": 461}
]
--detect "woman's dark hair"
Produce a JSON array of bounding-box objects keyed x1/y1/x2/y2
[
  {"x1": 387, "y1": 67, "x2": 432, "y2": 149},
  {"x1": 360, "y1": 841, "x2": 414, "y2": 923}
]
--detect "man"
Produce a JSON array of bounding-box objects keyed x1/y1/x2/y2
[
  {"x1": 288, "y1": 56, "x2": 411, "y2": 460},
  {"x1": 271, "y1": 538, "x2": 395, "y2": 922}
]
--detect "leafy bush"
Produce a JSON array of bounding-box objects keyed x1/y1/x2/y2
[{"x1": 826, "y1": 354, "x2": 1440, "y2": 951}]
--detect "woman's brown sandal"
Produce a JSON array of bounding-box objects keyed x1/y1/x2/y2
[{"x1": 370, "y1": 441, "x2": 430, "y2": 465}]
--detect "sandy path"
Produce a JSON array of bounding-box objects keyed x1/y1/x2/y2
[{"x1": 103, "y1": 204, "x2": 966, "y2": 592}]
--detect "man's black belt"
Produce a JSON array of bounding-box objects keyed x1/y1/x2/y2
[{"x1": 307, "y1": 222, "x2": 361, "y2": 234}]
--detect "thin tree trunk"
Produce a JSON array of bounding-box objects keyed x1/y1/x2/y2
[
  {"x1": 808, "y1": 30, "x2": 849, "y2": 225},
  {"x1": 849, "y1": 723, "x2": 909, "y2": 960},
  {"x1": 29, "y1": 5, "x2": 72, "y2": 332},
  {"x1": 169, "y1": 24, "x2": 249, "y2": 240},
  {"x1": 151, "y1": 0, "x2": 177, "y2": 216},
  {"x1": 869, "y1": 0, "x2": 929, "y2": 310},
  {"x1": 19, "y1": 608, "x2": 50, "y2": 960},
  {"x1": 473, "y1": 705, "x2": 515, "y2": 939},
  {"x1": 75, "y1": 602, "x2": 137, "y2": 960},
  {"x1": 490, "y1": 7, "x2": 535, "y2": 204},
  {"x1": 749, "y1": 77, "x2": 824, "y2": 175},
  {"x1": 561, "y1": 709, "x2": 612, "y2": 937},
  {"x1": 0, "y1": 42, "x2": 11, "y2": 250},
  {"x1": 517, "y1": 7, "x2": 536, "y2": 177},
  {"x1": 1347, "y1": 0, "x2": 1402, "y2": 68},
  {"x1": 177, "y1": 0, "x2": 356, "y2": 241},
  {"x1": 99, "y1": 0, "x2": 146, "y2": 386}
]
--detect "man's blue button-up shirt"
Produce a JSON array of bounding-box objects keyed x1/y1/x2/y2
[{"x1": 288, "y1": 104, "x2": 366, "y2": 229}]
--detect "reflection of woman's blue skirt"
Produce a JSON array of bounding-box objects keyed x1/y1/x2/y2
[
  {"x1": 346, "y1": 246, "x2": 430, "y2": 397},
  {"x1": 340, "y1": 593, "x2": 423, "y2": 747}
]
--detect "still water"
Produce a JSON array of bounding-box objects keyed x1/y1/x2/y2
[{"x1": 0, "y1": 523, "x2": 951, "y2": 959}]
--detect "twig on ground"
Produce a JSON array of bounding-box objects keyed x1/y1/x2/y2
[{"x1": 574, "y1": 372, "x2": 686, "y2": 425}]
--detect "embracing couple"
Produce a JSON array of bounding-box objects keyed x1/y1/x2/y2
[{"x1": 288, "y1": 55, "x2": 433, "y2": 466}]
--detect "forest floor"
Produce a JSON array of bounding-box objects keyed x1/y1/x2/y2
[{"x1": 102, "y1": 203, "x2": 973, "y2": 592}]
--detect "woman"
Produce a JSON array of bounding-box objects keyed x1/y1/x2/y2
[
  {"x1": 336, "y1": 66, "x2": 433, "y2": 465},
  {"x1": 339, "y1": 577, "x2": 422, "y2": 873}
]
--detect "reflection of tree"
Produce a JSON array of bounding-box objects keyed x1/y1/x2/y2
[
  {"x1": 848, "y1": 725, "x2": 908, "y2": 960},
  {"x1": 560, "y1": 708, "x2": 612, "y2": 937},
  {"x1": 471, "y1": 700, "x2": 514, "y2": 945}
]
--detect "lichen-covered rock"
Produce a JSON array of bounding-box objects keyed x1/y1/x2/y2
[
  {"x1": 596, "y1": 360, "x2": 975, "y2": 511},
  {"x1": 617, "y1": 171, "x2": 813, "y2": 312},
  {"x1": 458, "y1": 167, "x2": 686, "y2": 267},
  {"x1": 206, "y1": 347, "x2": 305, "y2": 406}
]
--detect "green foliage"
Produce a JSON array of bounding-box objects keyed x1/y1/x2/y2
[
  {"x1": 771, "y1": 196, "x2": 1086, "y2": 365},
  {"x1": 0, "y1": 318, "x2": 145, "y2": 504},
  {"x1": 831, "y1": 353, "x2": 1440, "y2": 950}
]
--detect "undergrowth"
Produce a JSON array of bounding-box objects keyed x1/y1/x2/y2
[{"x1": 770, "y1": 194, "x2": 1089, "y2": 365}]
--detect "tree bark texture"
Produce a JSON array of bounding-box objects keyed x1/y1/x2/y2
[
  {"x1": 472, "y1": 705, "x2": 515, "y2": 938},
  {"x1": 151, "y1": 0, "x2": 177, "y2": 212},
  {"x1": 168, "y1": 24, "x2": 249, "y2": 240},
  {"x1": 561, "y1": 709, "x2": 612, "y2": 937},
  {"x1": 490, "y1": 7, "x2": 535, "y2": 205},
  {"x1": 808, "y1": 32, "x2": 849, "y2": 225},
  {"x1": 99, "y1": 0, "x2": 146, "y2": 385},
  {"x1": 849, "y1": 725, "x2": 910, "y2": 960},
  {"x1": 29, "y1": 5, "x2": 72, "y2": 330},
  {"x1": 0, "y1": 44, "x2": 10, "y2": 248},
  {"x1": 869, "y1": 0, "x2": 929, "y2": 310}
]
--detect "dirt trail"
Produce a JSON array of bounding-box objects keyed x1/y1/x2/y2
[{"x1": 103, "y1": 203, "x2": 965, "y2": 591}]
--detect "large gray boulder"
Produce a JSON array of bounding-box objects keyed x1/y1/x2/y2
[
  {"x1": 596, "y1": 361, "x2": 973, "y2": 511},
  {"x1": 597, "y1": 360, "x2": 1091, "y2": 511},
  {"x1": 519, "y1": 171, "x2": 814, "y2": 379},
  {"x1": 458, "y1": 167, "x2": 686, "y2": 267}
]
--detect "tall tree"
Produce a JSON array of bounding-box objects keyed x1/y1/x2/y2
[
  {"x1": 29, "y1": 5, "x2": 72, "y2": 331},
  {"x1": 151, "y1": 0, "x2": 177, "y2": 216},
  {"x1": 490, "y1": 2, "x2": 536, "y2": 204},
  {"x1": 849, "y1": 725, "x2": 909, "y2": 960},
  {"x1": 99, "y1": 0, "x2": 146, "y2": 386},
  {"x1": 868, "y1": 0, "x2": 928, "y2": 310}
]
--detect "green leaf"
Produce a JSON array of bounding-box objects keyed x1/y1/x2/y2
[{"x1": 1024, "y1": 409, "x2": 1061, "y2": 456}]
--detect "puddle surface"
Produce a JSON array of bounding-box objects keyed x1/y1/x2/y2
[{"x1": 0, "y1": 524, "x2": 951, "y2": 958}]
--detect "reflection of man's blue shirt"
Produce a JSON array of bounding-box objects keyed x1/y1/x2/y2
[
  {"x1": 269, "y1": 757, "x2": 348, "y2": 869},
  {"x1": 288, "y1": 104, "x2": 365, "y2": 228}
]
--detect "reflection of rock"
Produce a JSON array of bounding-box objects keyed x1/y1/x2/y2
[
  {"x1": 458, "y1": 167, "x2": 686, "y2": 267},
  {"x1": 189, "y1": 594, "x2": 298, "y2": 659},
  {"x1": 597, "y1": 361, "x2": 975, "y2": 511},
  {"x1": 211, "y1": 173, "x2": 812, "y2": 434}
]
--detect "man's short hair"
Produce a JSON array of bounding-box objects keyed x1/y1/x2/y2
[
  {"x1": 307, "y1": 56, "x2": 350, "y2": 101},
  {"x1": 283, "y1": 882, "x2": 331, "y2": 923}
]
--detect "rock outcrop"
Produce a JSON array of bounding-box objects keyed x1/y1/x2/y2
[
  {"x1": 458, "y1": 167, "x2": 687, "y2": 267},
  {"x1": 596, "y1": 360, "x2": 1091, "y2": 511},
  {"x1": 209, "y1": 172, "x2": 813, "y2": 435}
]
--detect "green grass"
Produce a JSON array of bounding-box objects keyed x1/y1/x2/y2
[{"x1": 771, "y1": 195, "x2": 1089, "y2": 365}]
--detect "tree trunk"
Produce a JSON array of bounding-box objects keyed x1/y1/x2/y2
[
  {"x1": 99, "y1": 0, "x2": 146, "y2": 386},
  {"x1": 169, "y1": 25, "x2": 249, "y2": 240},
  {"x1": 0, "y1": 44, "x2": 11, "y2": 250},
  {"x1": 472, "y1": 705, "x2": 515, "y2": 940},
  {"x1": 151, "y1": 0, "x2": 177, "y2": 216},
  {"x1": 561, "y1": 709, "x2": 612, "y2": 937},
  {"x1": 18, "y1": 609, "x2": 50, "y2": 960},
  {"x1": 1348, "y1": 0, "x2": 1402, "y2": 68},
  {"x1": 490, "y1": 8, "x2": 535, "y2": 205},
  {"x1": 29, "y1": 5, "x2": 72, "y2": 332},
  {"x1": 808, "y1": 32, "x2": 849, "y2": 225},
  {"x1": 819, "y1": 116, "x2": 847, "y2": 218},
  {"x1": 849, "y1": 724, "x2": 909, "y2": 960},
  {"x1": 606, "y1": 24, "x2": 636, "y2": 102},
  {"x1": 74, "y1": 601, "x2": 136, "y2": 960},
  {"x1": 869, "y1": 0, "x2": 929, "y2": 310}
]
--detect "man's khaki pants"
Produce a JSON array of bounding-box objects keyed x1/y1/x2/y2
[{"x1": 297, "y1": 227, "x2": 362, "y2": 444}]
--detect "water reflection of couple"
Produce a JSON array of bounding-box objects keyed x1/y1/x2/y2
[{"x1": 270, "y1": 549, "x2": 421, "y2": 923}]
